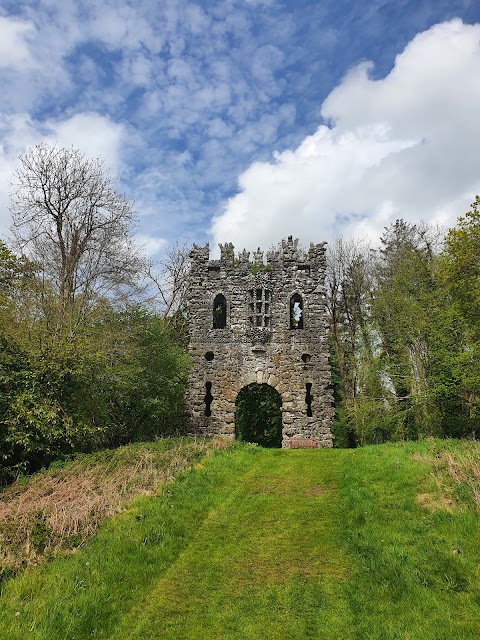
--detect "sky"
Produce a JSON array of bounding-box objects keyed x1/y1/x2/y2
[{"x1": 0, "y1": 0, "x2": 480, "y2": 258}]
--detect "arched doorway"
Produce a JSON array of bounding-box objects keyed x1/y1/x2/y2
[{"x1": 235, "y1": 383, "x2": 282, "y2": 448}]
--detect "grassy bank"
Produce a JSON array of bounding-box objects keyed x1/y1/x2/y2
[
  {"x1": 0, "y1": 440, "x2": 479, "y2": 638},
  {"x1": 340, "y1": 440, "x2": 480, "y2": 639},
  {"x1": 0, "y1": 437, "x2": 228, "y2": 581}
]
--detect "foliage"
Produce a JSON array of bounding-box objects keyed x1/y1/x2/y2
[
  {"x1": 103, "y1": 308, "x2": 191, "y2": 443},
  {"x1": 248, "y1": 262, "x2": 272, "y2": 276},
  {"x1": 443, "y1": 195, "x2": 480, "y2": 328},
  {"x1": 0, "y1": 145, "x2": 193, "y2": 483},
  {"x1": 440, "y1": 195, "x2": 480, "y2": 429},
  {"x1": 0, "y1": 241, "x2": 191, "y2": 484},
  {"x1": 328, "y1": 215, "x2": 479, "y2": 446},
  {"x1": 235, "y1": 383, "x2": 282, "y2": 447}
]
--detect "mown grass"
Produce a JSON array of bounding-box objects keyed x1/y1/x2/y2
[
  {"x1": 340, "y1": 440, "x2": 480, "y2": 639},
  {"x1": 0, "y1": 439, "x2": 479, "y2": 639}
]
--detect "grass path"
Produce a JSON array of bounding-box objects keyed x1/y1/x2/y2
[
  {"x1": 1, "y1": 442, "x2": 479, "y2": 639},
  {"x1": 111, "y1": 448, "x2": 352, "y2": 639}
]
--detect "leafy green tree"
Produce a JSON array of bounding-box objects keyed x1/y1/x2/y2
[
  {"x1": 441, "y1": 196, "x2": 480, "y2": 432},
  {"x1": 370, "y1": 221, "x2": 439, "y2": 439},
  {"x1": 0, "y1": 238, "x2": 191, "y2": 483},
  {"x1": 101, "y1": 308, "x2": 191, "y2": 444},
  {"x1": 326, "y1": 238, "x2": 386, "y2": 445},
  {"x1": 443, "y1": 196, "x2": 480, "y2": 329},
  {"x1": 235, "y1": 384, "x2": 282, "y2": 448}
]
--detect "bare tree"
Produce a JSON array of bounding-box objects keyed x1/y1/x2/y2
[
  {"x1": 10, "y1": 143, "x2": 143, "y2": 337},
  {"x1": 144, "y1": 242, "x2": 190, "y2": 342}
]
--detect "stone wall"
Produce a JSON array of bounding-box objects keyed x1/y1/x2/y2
[{"x1": 185, "y1": 236, "x2": 334, "y2": 448}]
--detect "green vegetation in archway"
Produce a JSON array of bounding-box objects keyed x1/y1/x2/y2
[{"x1": 235, "y1": 383, "x2": 282, "y2": 448}]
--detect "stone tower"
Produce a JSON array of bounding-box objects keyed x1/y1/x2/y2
[{"x1": 186, "y1": 236, "x2": 334, "y2": 448}]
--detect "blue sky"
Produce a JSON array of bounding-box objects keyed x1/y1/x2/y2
[{"x1": 0, "y1": 0, "x2": 479, "y2": 257}]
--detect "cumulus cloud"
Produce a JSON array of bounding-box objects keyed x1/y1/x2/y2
[
  {"x1": 50, "y1": 113, "x2": 125, "y2": 172},
  {"x1": 0, "y1": 16, "x2": 36, "y2": 70},
  {"x1": 211, "y1": 19, "x2": 480, "y2": 252},
  {"x1": 134, "y1": 233, "x2": 167, "y2": 258}
]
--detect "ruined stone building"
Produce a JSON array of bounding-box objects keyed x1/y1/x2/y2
[{"x1": 186, "y1": 236, "x2": 334, "y2": 448}]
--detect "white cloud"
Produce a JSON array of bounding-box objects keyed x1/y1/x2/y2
[
  {"x1": 0, "y1": 16, "x2": 36, "y2": 70},
  {"x1": 211, "y1": 19, "x2": 480, "y2": 253},
  {"x1": 49, "y1": 113, "x2": 125, "y2": 172},
  {"x1": 134, "y1": 233, "x2": 167, "y2": 258}
]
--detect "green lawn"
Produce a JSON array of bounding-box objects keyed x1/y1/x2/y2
[{"x1": 0, "y1": 441, "x2": 479, "y2": 639}]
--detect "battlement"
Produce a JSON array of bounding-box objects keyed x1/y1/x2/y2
[{"x1": 190, "y1": 235, "x2": 327, "y2": 274}]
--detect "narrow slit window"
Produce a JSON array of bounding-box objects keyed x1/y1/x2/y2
[
  {"x1": 204, "y1": 382, "x2": 213, "y2": 416},
  {"x1": 290, "y1": 294, "x2": 304, "y2": 329},
  {"x1": 305, "y1": 383, "x2": 313, "y2": 417},
  {"x1": 213, "y1": 294, "x2": 227, "y2": 329}
]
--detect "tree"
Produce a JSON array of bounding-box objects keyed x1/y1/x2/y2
[
  {"x1": 10, "y1": 143, "x2": 143, "y2": 338},
  {"x1": 370, "y1": 220, "x2": 461, "y2": 440},
  {"x1": 326, "y1": 237, "x2": 379, "y2": 446},
  {"x1": 443, "y1": 195, "x2": 480, "y2": 329},
  {"x1": 441, "y1": 196, "x2": 480, "y2": 431},
  {"x1": 144, "y1": 242, "x2": 190, "y2": 344}
]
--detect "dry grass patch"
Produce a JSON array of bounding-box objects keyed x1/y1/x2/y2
[
  {"x1": 414, "y1": 441, "x2": 480, "y2": 512},
  {"x1": 0, "y1": 437, "x2": 230, "y2": 578},
  {"x1": 416, "y1": 491, "x2": 456, "y2": 512}
]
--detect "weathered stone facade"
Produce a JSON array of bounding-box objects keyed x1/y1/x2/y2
[{"x1": 186, "y1": 236, "x2": 334, "y2": 448}]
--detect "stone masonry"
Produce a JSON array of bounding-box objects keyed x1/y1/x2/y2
[{"x1": 186, "y1": 236, "x2": 334, "y2": 448}]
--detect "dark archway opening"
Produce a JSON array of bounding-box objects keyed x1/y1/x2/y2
[{"x1": 235, "y1": 383, "x2": 282, "y2": 448}]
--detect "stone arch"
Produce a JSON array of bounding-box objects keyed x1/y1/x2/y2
[
  {"x1": 213, "y1": 293, "x2": 227, "y2": 329},
  {"x1": 235, "y1": 383, "x2": 282, "y2": 448},
  {"x1": 290, "y1": 292, "x2": 304, "y2": 329}
]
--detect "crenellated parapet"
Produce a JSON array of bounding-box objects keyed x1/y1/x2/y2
[
  {"x1": 189, "y1": 242, "x2": 210, "y2": 263},
  {"x1": 281, "y1": 235, "x2": 300, "y2": 261},
  {"x1": 189, "y1": 239, "x2": 325, "y2": 274},
  {"x1": 308, "y1": 241, "x2": 328, "y2": 264},
  {"x1": 219, "y1": 242, "x2": 235, "y2": 265},
  {"x1": 239, "y1": 249, "x2": 250, "y2": 264},
  {"x1": 253, "y1": 247, "x2": 264, "y2": 266}
]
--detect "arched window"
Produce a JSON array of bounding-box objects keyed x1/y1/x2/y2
[
  {"x1": 213, "y1": 293, "x2": 227, "y2": 329},
  {"x1": 290, "y1": 293, "x2": 304, "y2": 329}
]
